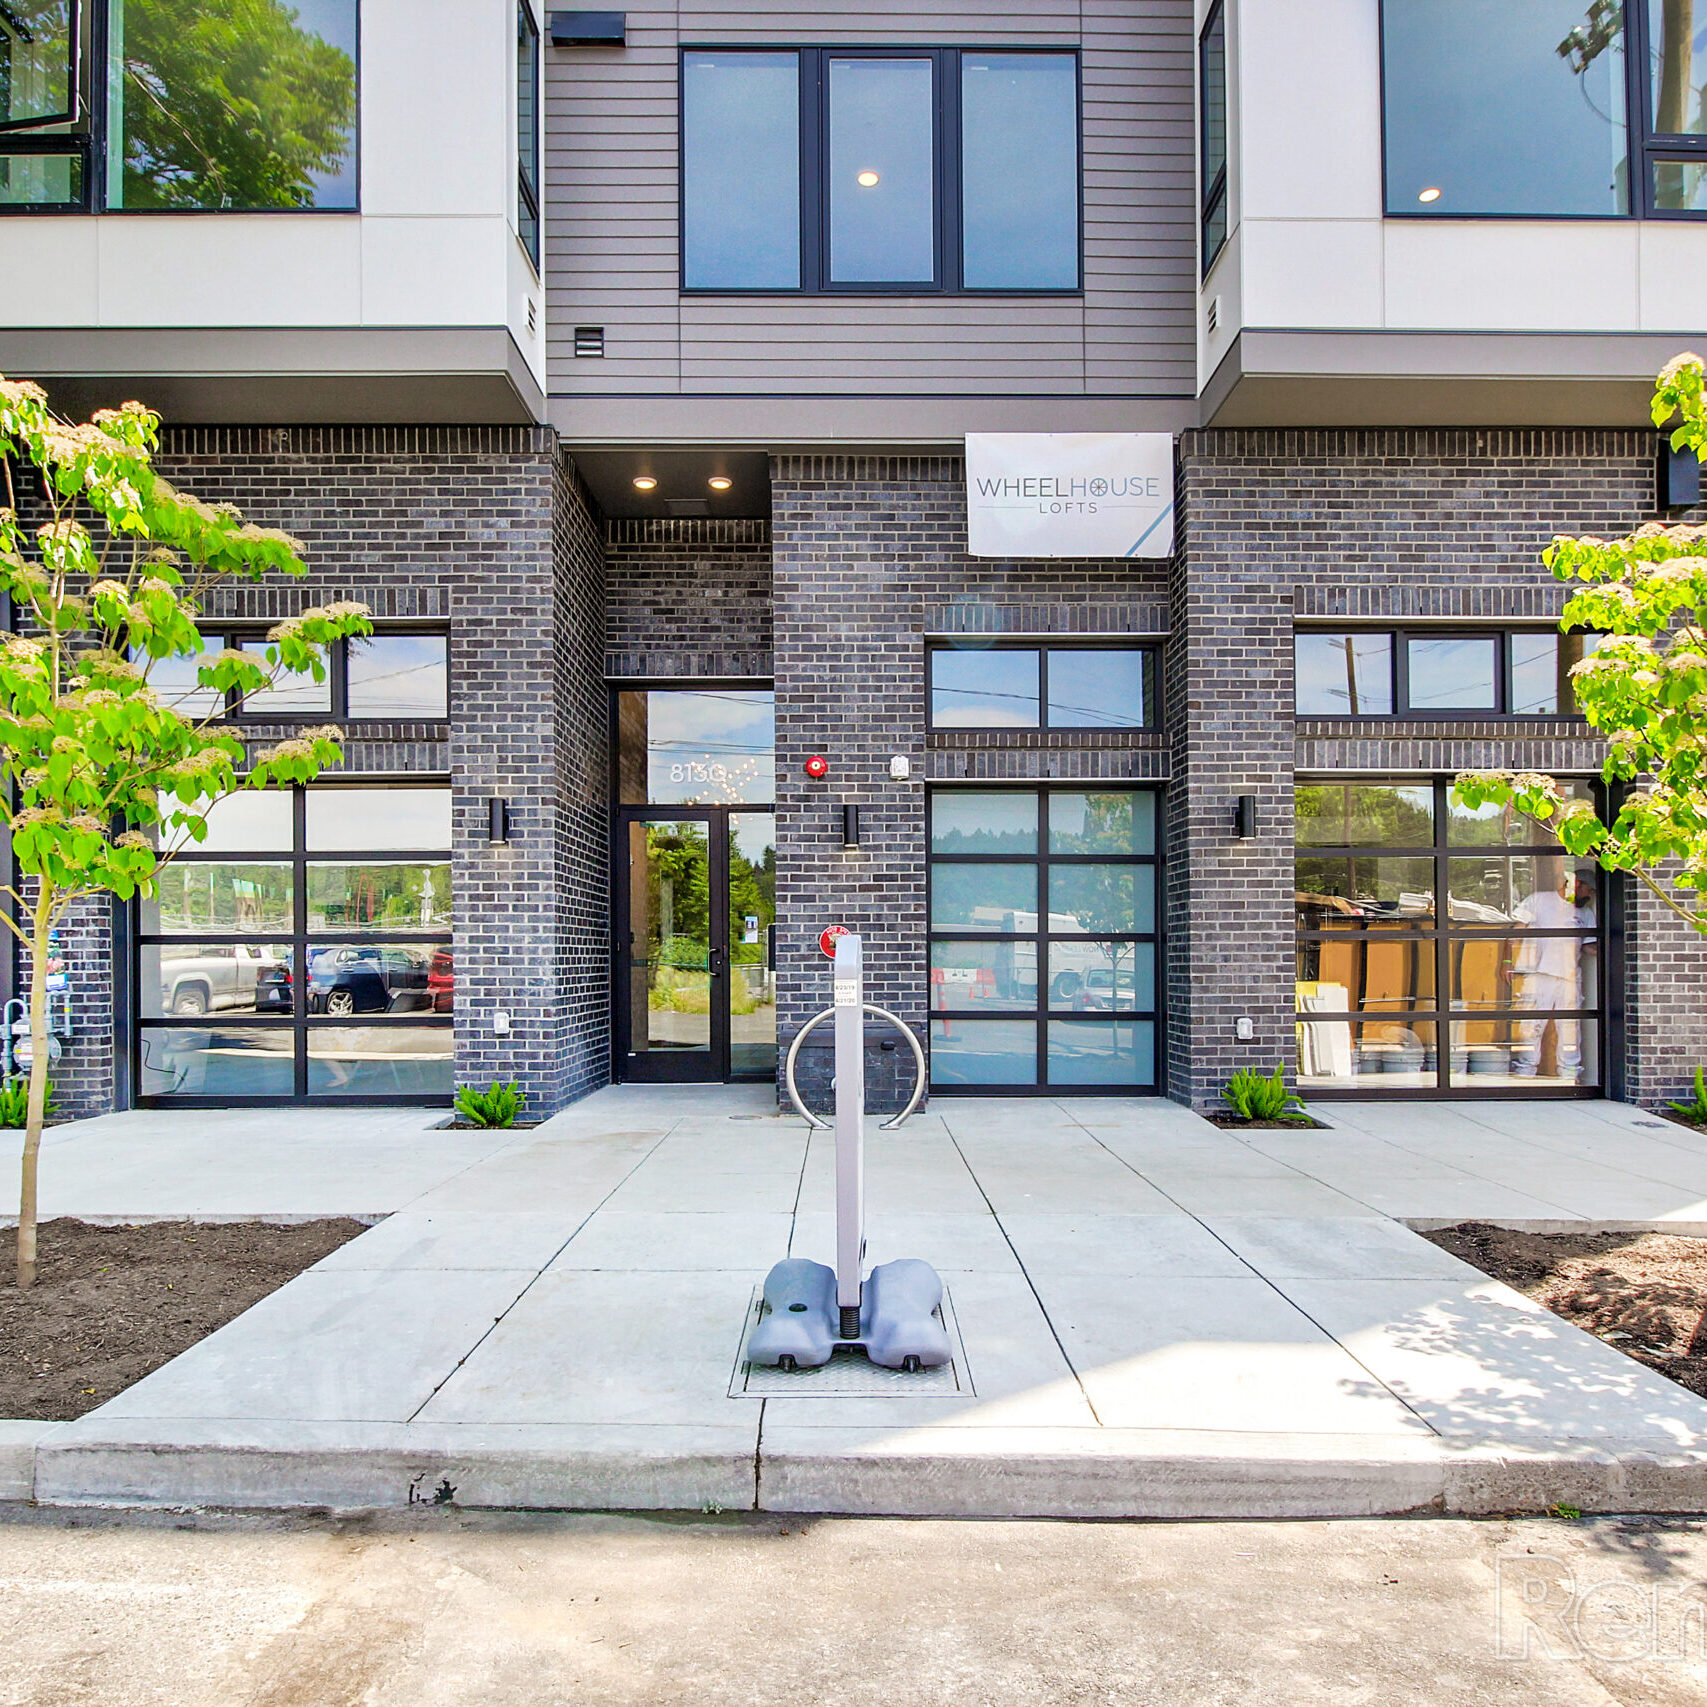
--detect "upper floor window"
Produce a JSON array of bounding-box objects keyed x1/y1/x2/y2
[
  {"x1": 681, "y1": 47, "x2": 1081, "y2": 294},
  {"x1": 1199, "y1": 0, "x2": 1227, "y2": 274},
  {"x1": 1383, "y1": 0, "x2": 1707, "y2": 218},
  {"x1": 1295, "y1": 628, "x2": 1601, "y2": 718},
  {"x1": 928, "y1": 645, "x2": 1156, "y2": 732},
  {"x1": 516, "y1": 2, "x2": 539, "y2": 265},
  {"x1": 2, "y1": 0, "x2": 358, "y2": 213}
]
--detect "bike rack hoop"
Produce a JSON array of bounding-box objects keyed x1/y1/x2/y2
[{"x1": 782, "y1": 1004, "x2": 927, "y2": 1132}]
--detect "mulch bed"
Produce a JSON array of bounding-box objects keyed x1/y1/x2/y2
[
  {"x1": 1659, "y1": 1110, "x2": 1707, "y2": 1136},
  {"x1": 435, "y1": 1120, "x2": 544, "y2": 1131},
  {"x1": 0, "y1": 1218, "x2": 366, "y2": 1421},
  {"x1": 1206, "y1": 1114, "x2": 1331, "y2": 1130},
  {"x1": 1422, "y1": 1222, "x2": 1707, "y2": 1400}
]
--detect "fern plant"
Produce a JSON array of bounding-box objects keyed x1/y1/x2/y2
[
  {"x1": 454, "y1": 1080, "x2": 524, "y2": 1128},
  {"x1": 0, "y1": 1075, "x2": 51, "y2": 1130},
  {"x1": 1224, "y1": 1065, "x2": 1308, "y2": 1123},
  {"x1": 1668, "y1": 1065, "x2": 1707, "y2": 1125}
]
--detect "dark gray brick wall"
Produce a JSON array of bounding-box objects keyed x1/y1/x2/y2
[
  {"x1": 40, "y1": 426, "x2": 610, "y2": 1118},
  {"x1": 770, "y1": 454, "x2": 1170, "y2": 1109},
  {"x1": 605, "y1": 518, "x2": 772, "y2": 680},
  {"x1": 1175, "y1": 426, "x2": 1707, "y2": 1111}
]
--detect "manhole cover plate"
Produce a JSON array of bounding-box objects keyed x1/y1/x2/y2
[{"x1": 730, "y1": 1285, "x2": 974, "y2": 1397}]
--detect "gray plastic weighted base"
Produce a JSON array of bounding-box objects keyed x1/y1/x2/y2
[
  {"x1": 860, "y1": 1258, "x2": 953, "y2": 1371},
  {"x1": 747, "y1": 1258, "x2": 838, "y2": 1369}
]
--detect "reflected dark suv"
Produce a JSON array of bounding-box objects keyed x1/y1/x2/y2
[{"x1": 306, "y1": 946, "x2": 432, "y2": 1015}]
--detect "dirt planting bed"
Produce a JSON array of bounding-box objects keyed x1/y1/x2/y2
[
  {"x1": 0, "y1": 1217, "x2": 367, "y2": 1421},
  {"x1": 1422, "y1": 1222, "x2": 1707, "y2": 1399}
]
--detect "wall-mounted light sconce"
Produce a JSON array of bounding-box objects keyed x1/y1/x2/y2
[
  {"x1": 1234, "y1": 795, "x2": 1256, "y2": 839},
  {"x1": 842, "y1": 804, "x2": 861, "y2": 849},
  {"x1": 888, "y1": 754, "x2": 912, "y2": 781},
  {"x1": 1660, "y1": 442, "x2": 1701, "y2": 510},
  {"x1": 489, "y1": 798, "x2": 512, "y2": 844}
]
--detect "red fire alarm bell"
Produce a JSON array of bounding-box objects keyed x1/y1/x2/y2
[
  {"x1": 819, "y1": 925, "x2": 851, "y2": 957},
  {"x1": 804, "y1": 754, "x2": 829, "y2": 779}
]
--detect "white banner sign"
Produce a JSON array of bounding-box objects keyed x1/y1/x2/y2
[{"x1": 964, "y1": 432, "x2": 1175, "y2": 559}]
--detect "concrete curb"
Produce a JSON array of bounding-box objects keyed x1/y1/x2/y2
[{"x1": 17, "y1": 1421, "x2": 1707, "y2": 1519}]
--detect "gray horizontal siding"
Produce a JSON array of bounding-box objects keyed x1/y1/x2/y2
[{"x1": 544, "y1": 3, "x2": 1195, "y2": 403}]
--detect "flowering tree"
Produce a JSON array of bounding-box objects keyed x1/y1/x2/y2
[
  {"x1": 0, "y1": 377, "x2": 370, "y2": 1286},
  {"x1": 1456, "y1": 353, "x2": 1707, "y2": 936}
]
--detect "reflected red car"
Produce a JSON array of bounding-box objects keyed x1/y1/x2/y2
[{"x1": 428, "y1": 948, "x2": 454, "y2": 1014}]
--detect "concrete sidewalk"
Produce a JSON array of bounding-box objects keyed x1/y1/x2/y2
[{"x1": 7, "y1": 1088, "x2": 1707, "y2": 1518}]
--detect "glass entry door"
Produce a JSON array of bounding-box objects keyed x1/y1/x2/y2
[{"x1": 616, "y1": 809, "x2": 775, "y2": 1082}]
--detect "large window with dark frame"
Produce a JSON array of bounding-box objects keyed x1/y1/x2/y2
[
  {"x1": 1199, "y1": 0, "x2": 1228, "y2": 273},
  {"x1": 136, "y1": 783, "x2": 452, "y2": 1103},
  {"x1": 928, "y1": 788, "x2": 1160, "y2": 1092},
  {"x1": 927, "y1": 643, "x2": 1156, "y2": 731},
  {"x1": 1296, "y1": 778, "x2": 1605, "y2": 1095},
  {"x1": 1, "y1": 0, "x2": 359, "y2": 213},
  {"x1": 1294, "y1": 628, "x2": 1600, "y2": 718},
  {"x1": 516, "y1": 1, "x2": 539, "y2": 266},
  {"x1": 1382, "y1": 0, "x2": 1707, "y2": 218},
  {"x1": 146, "y1": 629, "x2": 448, "y2": 723},
  {"x1": 680, "y1": 46, "x2": 1082, "y2": 293}
]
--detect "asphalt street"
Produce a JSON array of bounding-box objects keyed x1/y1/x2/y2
[{"x1": 1, "y1": 1508, "x2": 1705, "y2": 1705}]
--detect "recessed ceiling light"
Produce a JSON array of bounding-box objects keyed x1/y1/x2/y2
[
  {"x1": 856, "y1": 170, "x2": 880, "y2": 187},
  {"x1": 632, "y1": 475, "x2": 657, "y2": 491},
  {"x1": 1418, "y1": 186, "x2": 1442, "y2": 203},
  {"x1": 708, "y1": 476, "x2": 733, "y2": 491}
]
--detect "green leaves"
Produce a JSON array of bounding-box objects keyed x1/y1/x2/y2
[
  {"x1": 1456, "y1": 353, "x2": 1707, "y2": 936},
  {"x1": 0, "y1": 374, "x2": 371, "y2": 919}
]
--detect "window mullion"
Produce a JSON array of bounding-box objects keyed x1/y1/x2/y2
[
  {"x1": 938, "y1": 48, "x2": 960, "y2": 293},
  {"x1": 801, "y1": 49, "x2": 822, "y2": 294}
]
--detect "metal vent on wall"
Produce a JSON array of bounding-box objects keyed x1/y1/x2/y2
[
  {"x1": 1206, "y1": 295, "x2": 1220, "y2": 335},
  {"x1": 666, "y1": 497, "x2": 710, "y2": 518},
  {"x1": 573, "y1": 326, "x2": 605, "y2": 358}
]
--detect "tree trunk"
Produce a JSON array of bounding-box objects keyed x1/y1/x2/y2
[
  {"x1": 16, "y1": 901, "x2": 52, "y2": 1289},
  {"x1": 1658, "y1": 0, "x2": 1695, "y2": 138}
]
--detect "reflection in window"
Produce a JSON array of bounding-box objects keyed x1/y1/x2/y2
[
  {"x1": 306, "y1": 1026, "x2": 453, "y2": 1094},
  {"x1": 1446, "y1": 777, "x2": 1595, "y2": 845},
  {"x1": 929, "y1": 650, "x2": 1040, "y2": 728},
  {"x1": 307, "y1": 863, "x2": 452, "y2": 932},
  {"x1": 961, "y1": 53, "x2": 1079, "y2": 289},
  {"x1": 144, "y1": 863, "x2": 294, "y2": 933},
  {"x1": 828, "y1": 56, "x2": 936, "y2": 284},
  {"x1": 931, "y1": 791, "x2": 1038, "y2": 854},
  {"x1": 928, "y1": 788, "x2": 1158, "y2": 1090},
  {"x1": 1295, "y1": 782, "x2": 1434, "y2": 848},
  {"x1": 1295, "y1": 634, "x2": 1393, "y2": 716},
  {"x1": 1650, "y1": 0, "x2": 1707, "y2": 135},
  {"x1": 0, "y1": 2, "x2": 76, "y2": 128},
  {"x1": 157, "y1": 788, "x2": 293, "y2": 854},
  {"x1": 1382, "y1": 0, "x2": 1628, "y2": 215},
  {"x1": 107, "y1": 0, "x2": 358, "y2": 209},
  {"x1": 141, "y1": 633, "x2": 225, "y2": 717},
  {"x1": 142, "y1": 942, "x2": 292, "y2": 1017},
  {"x1": 1406, "y1": 636, "x2": 1500, "y2": 710},
  {"x1": 347, "y1": 635, "x2": 449, "y2": 719},
  {"x1": 305, "y1": 788, "x2": 453, "y2": 852},
  {"x1": 1046, "y1": 650, "x2": 1147, "y2": 728},
  {"x1": 1200, "y1": 1, "x2": 1228, "y2": 270},
  {"x1": 682, "y1": 52, "x2": 801, "y2": 289},
  {"x1": 516, "y1": 1, "x2": 540, "y2": 266},
  {"x1": 617, "y1": 689, "x2": 776, "y2": 806},
  {"x1": 238, "y1": 641, "x2": 331, "y2": 714}
]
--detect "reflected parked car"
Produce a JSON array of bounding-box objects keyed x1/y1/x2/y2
[
  {"x1": 255, "y1": 958, "x2": 294, "y2": 1014},
  {"x1": 1072, "y1": 968, "x2": 1139, "y2": 1012},
  {"x1": 307, "y1": 946, "x2": 432, "y2": 1015},
  {"x1": 428, "y1": 948, "x2": 454, "y2": 1013},
  {"x1": 157, "y1": 944, "x2": 283, "y2": 1016}
]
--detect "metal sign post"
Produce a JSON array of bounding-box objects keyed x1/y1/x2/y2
[
  {"x1": 832, "y1": 932, "x2": 865, "y2": 1338},
  {"x1": 749, "y1": 930, "x2": 952, "y2": 1374}
]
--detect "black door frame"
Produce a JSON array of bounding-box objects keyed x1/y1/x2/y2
[{"x1": 613, "y1": 806, "x2": 775, "y2": 1084}]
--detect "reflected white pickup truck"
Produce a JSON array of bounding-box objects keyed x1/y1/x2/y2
[{"x1": 157, "y1": 944, "x2": 281, "y2": 1016}]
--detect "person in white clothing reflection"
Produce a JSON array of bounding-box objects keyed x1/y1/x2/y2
[{"x1": 1505, "y1": 858, "x2": 1596, "y2": 1080}]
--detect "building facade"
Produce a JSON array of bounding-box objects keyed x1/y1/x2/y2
[{"x1": 1, "y1": 0, "x2": 1704, "y2": 1117}]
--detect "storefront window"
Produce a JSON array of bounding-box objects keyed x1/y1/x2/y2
[
  {"x1": 928, "y1": 787, "x2": 1160, "y2": 1091},
  {"x1": 1295, "y1": 777, "x2": 1604, "y2": 1093},
  {"x1": 137, "y1": 784, "x2": 453, "y2": 1102}
]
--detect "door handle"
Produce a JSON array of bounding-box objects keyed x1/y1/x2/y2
[{"x1": 709, "y1": 947, "x2": 726, "y2": 974}]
